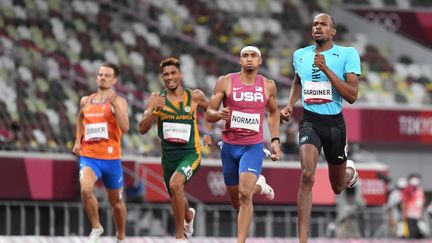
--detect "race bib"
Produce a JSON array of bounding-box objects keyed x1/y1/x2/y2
[
  {"x1": 304, "y1": 81, "x2": 332, "y2": 104},
  {"x1": 163, "y1": 122, "x2": 191, "y2": 144},
  {"x1": 84, "y1": 122, "x2": 108, "y2": 141},
  {"x1": 230, "y1": 110, "x2": 260, "y2": 132}
]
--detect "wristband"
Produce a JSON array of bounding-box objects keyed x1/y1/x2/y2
[
  {"x1": 271, "y1": 137, "x2": 280, "y2": 143},
  {"x1": 152, "y1": 107, "x2": 161, "y2": 116},
  {"x1": 202, "y1": 130, "x2": 211, "y2": 136}
]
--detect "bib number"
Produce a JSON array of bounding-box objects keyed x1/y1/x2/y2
[
  {"x1": 304, "y1": 81, "x2": 332, "y2": 104},
  {"x1": 230, "y1": 110, "x2": 260, "y2": 132},
  {"x1": 163, "y1": 122, "x2": 191, "y2": 144},
  {"x1": 84, "y1": 122, "x2": 108, "y2": 141}
]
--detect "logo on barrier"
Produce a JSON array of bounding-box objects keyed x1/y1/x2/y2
[
  {"x1": 207, "y1": 171, "x2": 226, "y2": 196},
  {"x1": 361, "y1": 178, "x2": 386, "y2": 195},
  {"x1": 399, "y1": 115, "x2": 432, "y2": 136},
  {"x1": 364, "y1": 11, "x2": 401, "y2": 32}
]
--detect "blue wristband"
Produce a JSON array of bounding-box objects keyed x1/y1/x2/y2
[{"x1": 202, "y1": 131, "x2": 211, "y2": 136}]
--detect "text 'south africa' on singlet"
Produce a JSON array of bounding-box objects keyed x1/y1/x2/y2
[
  {"x1": 293, "y1": 44, "x2": 361, "y2": 115},
  {"x1": 81, "y1": 94, "x2": 122, "y2": 159},
  {"x1": 156, "y1": 89, "x2": 201, "y2": 152},
  {"x1": 222, "y1": 72, "x2": 268, "y2": 145}
]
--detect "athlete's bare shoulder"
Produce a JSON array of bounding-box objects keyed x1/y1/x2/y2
[
  {"x1": 115, "y1": 95, "x2": 128, "y2": 105},
  {"x1": 213, "y1": 73, "x2": 232, "y2": 94},
  {"x1": 216, "y1": 73, "x2": 231, "y2": 85},
  {"x1": 191, "y1": 88, "x2": 206, "y2": 100},
  {"x1": 191, "y1": 88, "x2": 209, "y2": 110},
  {"x1": 263, "y1": 76, "x2": 277, "y2": 88},
  {"x1": 218, "y1": 73, "x2": 231, "y2": 80},
  {"x1": 79, "y1": 96, "x2": 89, "y2": 108},
  {"x1": 262, "y1": 76, "x2": 277, "y2": 97}
]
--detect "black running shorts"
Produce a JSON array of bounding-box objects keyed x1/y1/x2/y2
[{"x1": 298, "y1": 109, "x2": 348, "y2": 165}]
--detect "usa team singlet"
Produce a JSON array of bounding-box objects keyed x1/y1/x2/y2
[{"x1": 222, "y1": 72, "x2": 268, "y2": 145}]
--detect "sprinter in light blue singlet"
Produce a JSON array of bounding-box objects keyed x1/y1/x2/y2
[
  {"x1": 294, "y1": 44, "x2": 361, "y2": 115},
  {"x1": 280, "y1": 13, "x2": 361, "y2": 243}
]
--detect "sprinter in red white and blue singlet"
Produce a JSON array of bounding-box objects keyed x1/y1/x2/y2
[{"x1": 206, "y1": 46, "x2": 282, "y2": 243}]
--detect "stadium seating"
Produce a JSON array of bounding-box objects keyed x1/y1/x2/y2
[{"x1": 0, "y1": 0, "x2": 431, "y2": 154}]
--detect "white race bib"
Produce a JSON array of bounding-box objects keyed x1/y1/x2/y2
[
  {"x1": 163, "y1": 122, "x2": 191, "y2": 144},
  {"x1": 230, "y1": 110, "x2": 260, "y2": 132},
  {"x1": 304, "y1": 81, "x2": 332, "y2": 104},
  {"x1": 84, "y1": 122, "x2": 108, "y2": 141}
]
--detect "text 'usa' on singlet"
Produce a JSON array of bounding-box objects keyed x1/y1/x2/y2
[
  {"x1": 156, "y1": 88, "x2": 201, "y2": 153},
  {"x1": 80, "y1": 94, "x2": 122, "y2": 159},
  {"x1": 222, "y1": 72, "x2": 268, "y2": 145}
]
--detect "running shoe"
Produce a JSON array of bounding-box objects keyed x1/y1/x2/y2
[
  {"x1": 88, "y1": 227, "x2": 103, "y2": 243},
  {"x1": 346, "y1": 159, "x2": 359, "y2": 188},
  {"x1": 183, "y1": 207, "x2": 195, "y2": 238},
  {"x1": 256, "y1": 175, "x2": 275, "y2": 200}
]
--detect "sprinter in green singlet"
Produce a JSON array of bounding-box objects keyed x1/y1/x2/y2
[{"x1": 138, "y1": 57, "x2": 211, "y2": 242}]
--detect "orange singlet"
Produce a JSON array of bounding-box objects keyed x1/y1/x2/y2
[{"x1": 80, "y1": 94, "x2": 122, "y2": 159}]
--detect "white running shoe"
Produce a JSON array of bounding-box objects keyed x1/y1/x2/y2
[
  {"x1": 183, "y1": 208, "x2": 195, "y2": 238},
  {"x1": 256, "y1": 175, "x2": 275, "y2": 200},
  {"x1": 346, "y1": 159, "x2": 359, "y2": 188},
  {"x1": 175, "y1": 238, "x2": 187, "y2": 242},
  {"x1": 117, "y1": 239, "x2": 125, "y2": 243},
  {"x1": 88, "y1": 227, "x2": 103, "y2": 243}
]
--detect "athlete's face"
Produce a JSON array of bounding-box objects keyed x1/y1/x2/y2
[
  {"x1": 239, "y1": 51, "x2": 262, "y2": 72},
  {"x1": 312, "y1": 14, "x2": 336, "y2": 46},
  {"x1": 161, "y1": 65, "x2": 182, "y2": 90},
  {"x1": 96, "y1": 66, "x2": 117, "y2": 90}
]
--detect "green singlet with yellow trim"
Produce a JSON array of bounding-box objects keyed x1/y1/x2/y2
[{"x1": 155, "y1": 88, "x2": 201, "y2": 190}]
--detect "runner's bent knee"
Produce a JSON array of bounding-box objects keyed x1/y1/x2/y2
[{"x1": 300, "y1": 169, "x2": 315, "y2": 187}]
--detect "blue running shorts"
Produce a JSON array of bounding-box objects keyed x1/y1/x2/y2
[
  {"x1": 220, "y1": 142, "x2": 264, "y2": 186},
  {"x1": 79, "y1": 156, "x2": 123, "y2": 190}
]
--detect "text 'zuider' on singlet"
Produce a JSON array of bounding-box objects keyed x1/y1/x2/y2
[{"x1": 80, "y1": 94, "x2": 122, "y2": 160}]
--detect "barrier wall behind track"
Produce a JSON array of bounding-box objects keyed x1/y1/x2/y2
[{"x1": 0, "y1": 151, "x2": 388, "y2": 205}]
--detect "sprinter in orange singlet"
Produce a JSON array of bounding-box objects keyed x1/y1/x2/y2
[{"x1": 72, "y1": 62, "x2": 129, "y2": 243}]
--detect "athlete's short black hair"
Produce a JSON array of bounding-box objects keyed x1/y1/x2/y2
[
  {"x1": 315, "y1": 13, "x2": 336, "y2": 29},
  {"x1": 160, "y1": 57, "x2": 180, "y2": 72},
  {"x1": 101, "y1": 62, "x2": 121, "y2": 77},
  {"x1": 329, "y1": 15, "x2": 336, "y2": 29}
]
